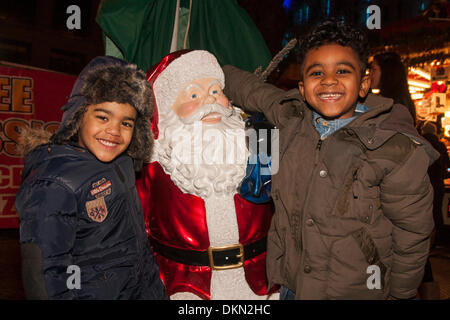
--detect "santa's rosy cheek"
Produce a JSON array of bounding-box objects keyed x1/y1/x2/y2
[{"x1": 174, "y1": 101, "x2": 200, "y2": 118}]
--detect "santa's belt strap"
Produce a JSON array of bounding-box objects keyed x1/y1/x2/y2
[{"x1": 150, "y1": 237, "x2": 267, "y2": 270}]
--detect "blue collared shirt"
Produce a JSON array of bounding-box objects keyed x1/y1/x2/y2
[{"x1": 313, "y1": 103, "x2": 370, "y2": 139}]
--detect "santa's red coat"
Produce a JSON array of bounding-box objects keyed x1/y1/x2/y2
[{"x1": 136, "y1": 161, "x2": 275, "y2": 299}]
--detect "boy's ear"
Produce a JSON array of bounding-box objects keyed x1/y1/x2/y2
[
  {"x1": 298, "y1": 81, "x2": 306, "y2": 101},
  {"x1": 359, "y1": 74, "x2": 371, "y2": 98}
]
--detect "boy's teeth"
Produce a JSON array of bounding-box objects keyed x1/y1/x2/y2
[
  {"x1": 99, "y1": 139, "x2": 117, "y2": 147},
  {"x1": 319, "y1": 93, "x2": 342, "y2": 98}
]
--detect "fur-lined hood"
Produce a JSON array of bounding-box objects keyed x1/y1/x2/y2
[
  {"x1": 18, "y1": 56, "x2": 154, "y2": 163},
  {"x1": 17, "y1": 127, "x2": 53, "y2": 157}
]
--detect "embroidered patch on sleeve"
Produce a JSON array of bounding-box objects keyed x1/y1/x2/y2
[
  {"x1": 85, "y1": 197, "x2": 108, "y2": 223},
  {"x1": 90, "y1": 180, "x2": 112, "y2": 196},
  {"x1": 94, "y1": 188, "x2": 111, "y2": 199},
  {"x1": 92, "y1": 178, "x2": 106, "y2": 189}
]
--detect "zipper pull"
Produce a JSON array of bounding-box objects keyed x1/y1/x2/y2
[{"x1": 316, "y1": 139, "x2": 323, "y2": 150}]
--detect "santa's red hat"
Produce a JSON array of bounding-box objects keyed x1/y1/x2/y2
[{"x1": 146, "y1": 50, "x2": 225, "y2": 139}]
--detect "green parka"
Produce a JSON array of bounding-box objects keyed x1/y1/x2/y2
[{"x1": 223, "y1": 65, "x2": 438, "y2": 300}]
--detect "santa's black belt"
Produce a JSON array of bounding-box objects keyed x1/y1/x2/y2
[{"x1": 150, "y1": 237, "x2": 267, "y2": 270}]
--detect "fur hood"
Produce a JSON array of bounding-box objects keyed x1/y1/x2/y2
[
  {"x1": 18, "y1": 56, "x2": 154, "y2": 163},
  {"x1": 17, "y1": 127, "x2": 53, "y2": 157}
]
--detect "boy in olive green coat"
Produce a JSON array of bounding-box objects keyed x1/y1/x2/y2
[{"x1": 223, "y1": 19, "x2": 437, "y2": 300}]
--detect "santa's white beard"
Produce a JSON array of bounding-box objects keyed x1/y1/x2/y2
[
  {"x1": 153, "y1": 105, "x2": 278, "y2": 300},
  {"x1": 153, "y1": 104, "x2": 249, "y2": 199}
]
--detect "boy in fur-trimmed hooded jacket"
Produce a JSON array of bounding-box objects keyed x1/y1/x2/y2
[{"x1": 15, "y1": 56, "x2": 167, "y2": 300}]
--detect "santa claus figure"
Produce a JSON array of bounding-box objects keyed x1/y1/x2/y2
[{"x1": 136, "y1": 50, "x2": 277, "y2": 300}]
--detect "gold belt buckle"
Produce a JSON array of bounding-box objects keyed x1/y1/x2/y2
[{"x1": 208, "y1": 243, "x2": 244, "y2": 270}]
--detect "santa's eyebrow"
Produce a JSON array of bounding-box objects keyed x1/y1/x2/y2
[
  {"x1": 208, "y1": 79, "x2": 222, "y2": 87},
  {"x1": 183, "y1": 83, "x2": 202, "y2": 91}
]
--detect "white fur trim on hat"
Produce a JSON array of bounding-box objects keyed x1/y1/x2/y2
[{"x1": 153, "y1": 50, "x2": 225, "y2": 116}]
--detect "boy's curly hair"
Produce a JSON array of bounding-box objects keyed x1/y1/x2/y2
[
  {"x1": 52, "y1": 63, "x2": 154, "y2": 163},
  {"x1": 297, "y1": 19, "x2": 369, "y2": 77}
]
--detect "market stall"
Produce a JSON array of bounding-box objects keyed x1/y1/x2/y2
[
  {"x1": 367, "y1": 2, "x2": 450, "y2": 229},
  {"x1": 407, "y1": 56, "x2": 450, "y2": 228}
]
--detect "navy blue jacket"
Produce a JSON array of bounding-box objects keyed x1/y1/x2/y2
[{"x1": 16, "y1": 143, "x2": 167, "y2": 299}]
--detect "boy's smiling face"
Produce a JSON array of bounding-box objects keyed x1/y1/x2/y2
[
  {"x1": 298, "y1": 44, "x2": 370, "y2": 120},
  {"x1": 78, "y1": 101, "x2": 137, "y2": 162}
]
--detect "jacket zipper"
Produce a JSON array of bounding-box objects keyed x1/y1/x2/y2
[
  {"x1": 293, "y1": 137, "x2": 323, "y2": 296},
  {"x1": 296, "y1": 138, "x2": 323, "y2": 240},
  {"x1": 315, "y1": 139, "x2": 323, "y2": 163}
]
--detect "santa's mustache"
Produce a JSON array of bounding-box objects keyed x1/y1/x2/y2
[{"x1": 179, "y1": 103, "x2": 234, "y2": 124}]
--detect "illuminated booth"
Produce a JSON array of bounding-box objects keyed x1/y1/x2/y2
[{"x1": 366, "y1": 3, "x2": 450, "y2": 231}]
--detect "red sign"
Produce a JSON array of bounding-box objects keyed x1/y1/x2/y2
[{"x1": 0, "y1": 63, "x2": 76, "y2": 228}]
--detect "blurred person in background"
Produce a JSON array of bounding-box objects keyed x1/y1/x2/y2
[
  {"x1": 371, "y1": 52, "x2": 443, "y2": 299},
  {"x1": 421, "y1": 121, "x2": 450, "y2": 246},
  {"x1": 370, "y1": 52, "x2": 417, "y2": 127}
]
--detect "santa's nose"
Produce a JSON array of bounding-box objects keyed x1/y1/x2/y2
[{"x1": 203, "y1": 94, "x2": 216, "y2": 105}]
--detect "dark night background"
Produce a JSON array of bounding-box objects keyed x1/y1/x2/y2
[{"x1": 0, "y1": 0, "x2": 448, "y2": 76}]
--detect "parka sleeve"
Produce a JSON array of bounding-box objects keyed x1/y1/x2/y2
[
  {"x1": 17, "y1": 179, "x2": 78, "y2": 300},
  {"x1": 223, "y1": 65, "x2": 300, "y2": 129},
  {"x1": 379, "y1": 144, "x2": 434, "y2": 299}
]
